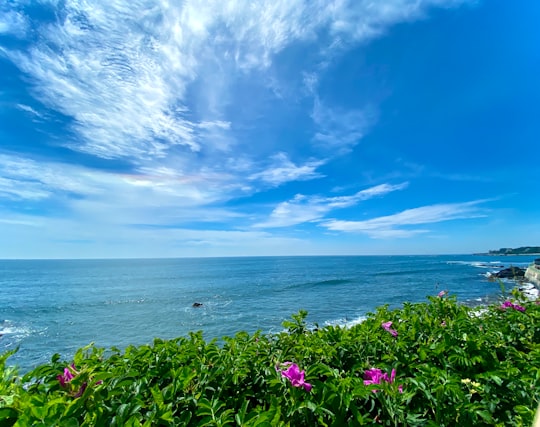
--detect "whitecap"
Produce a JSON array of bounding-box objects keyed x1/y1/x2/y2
[
  {"x1": 0, "y1": 320, "x2": 32, "y2": 338},
  {"x1": 448, "y1": 261, "x2": 503, "y2": 269},
  {"x1": 323, "y1": 315, "x2": 367, "y2": 329}
]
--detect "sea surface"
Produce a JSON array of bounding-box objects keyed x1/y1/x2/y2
[{"x1": 0, "y1": 255, "x2": 535, "y2": 372}]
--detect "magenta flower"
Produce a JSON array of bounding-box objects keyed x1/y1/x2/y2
[
  {"x1": 500, "y1": 301, "x2": 526, "y2": 312},
  {"x1": 364, "y1": 368, "x2": 403, "y2": 393},
  {"x1": 56, "y1": 364, "x2": 97, "y2": 398},
  {"x1": 363, "y1": 368, "x2": 388, "y2": 387},
  {"x1": 74, "y1": 382, "x2": 88, "y2": 398},
  {"x1": 381, "y1": 321, "x2": 398, "y2": 337},
  {"x1": 277, "y1": 362, "x2": 312, "y2": 392},
  {"x1": 57, "y1": 365, "x2": 76, "y2": 387}
]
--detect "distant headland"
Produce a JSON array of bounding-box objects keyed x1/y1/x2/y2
[{"x1": 474, "y1": 246, "x2": 540, "y2": 256}]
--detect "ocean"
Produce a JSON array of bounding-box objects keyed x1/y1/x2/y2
[{"x1": 0, "y1": 255, "x2": 535, "y2": 372}]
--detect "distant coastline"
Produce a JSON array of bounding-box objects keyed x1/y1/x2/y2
[{"x1": 474, "y1": 246, "x2": 540, "y2": 256}]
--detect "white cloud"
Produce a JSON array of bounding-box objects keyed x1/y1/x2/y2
[
  {"x1": 0, "y1": 154, "x2": 99, "y2": 200},
  {"x1": 323, "y1": 200, "x2": 487, "y2": 238},
  {"x1": 0, "y1": 0, "x2": 477, "y2": 257},
  {"x1": 0, "y1": 212, "x2": 311, "y2": 258},
  {"x1": 255, "y1": 182, "x2": 408, "y2": 228},
  {"x1": 0, "y1": 10, "x2": 27, "y2": 37},
  {"x1": 249, "y1": 152, "x2": 324, "y2": 186},
  {"x1": 0, "y1": 153, "x2": 246, "y2": 229},
  {"x1": 16, "y1": 104, "x2": 45, "y2": 118},
  {"x1": 3, "y1": 0, "x2": 470, "y2": 163},
  {"x1": 311, "y1": 98, "x2": 377, "y2": 152},
  {"x1": 0, "y1": 217, "x2": 41, "y2": 227},
  {"x1": 0, "y1": 176, "x2": 50, "y2": 200}
]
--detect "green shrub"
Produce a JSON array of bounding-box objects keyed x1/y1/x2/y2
[{"x1": 1, "y1": 293, "x2": 538, "y2": 426}]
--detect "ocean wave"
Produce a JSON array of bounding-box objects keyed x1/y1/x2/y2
[
  {"x1": 311, "y1": 279, "x2": 352, "y2": 286},
  {"x1": 323, "y1": 315, "x2": 367, "y2": 329},
  {"x1": 104, "y1": 298, "x2": 148, "y2": 305},
  {"x1": 376, "y1": 268, "x2": 442, "y2": 276},
  {"x1": 281, "y1": 278, "x2": 353, "y2": 291},
  {"x1": 447, "y1": 261, "x2": 505, "y2": 269},
  {"x1": 518, "y1": 283, "x2": 539, "y2": 300},
  {"x1": 0, "y1": 320, "x2": 32, "y2": 338}
]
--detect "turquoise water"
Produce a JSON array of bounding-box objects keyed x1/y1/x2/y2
[{"x1": 0, "y1": 255, "x2": 534, "y2": 371}]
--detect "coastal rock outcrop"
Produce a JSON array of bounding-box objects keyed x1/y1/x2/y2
[
  {"x1": 525, "y1": 260, "x2": 540, "y2": 287},
  {"x1": 492, "y1": 267, "x2": 526, "y2": 279}
]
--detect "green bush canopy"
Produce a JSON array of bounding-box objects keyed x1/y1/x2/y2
[{"x1": 1, "y1": 292, "x2": 539, "y2": 426}]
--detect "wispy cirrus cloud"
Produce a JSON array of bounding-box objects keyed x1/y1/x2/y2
[
  {"x1": 0, "y1": 0, "x2": 479, "y2": 258},
  {"x1": 311, "y1": 98, "x2": 377, "y2": 152},
  {"x1": 323, "y1": 200, "x2": 488, "y2": 238},
  {"x1": 0, "y1": 9, "x2": 27, "y2": 37},
  {"x1": 0, "y1": 154, "x2": 102, "y2": 200},
  {"x1": 0, "y1": 210, "x2": 313, "y2": 258},
  {"x1": 16, "y1": 103, "x2": 45, "y2": 119},
  {"x1": 0, "y1": 153, "x2": 245, "y2": 227},
  {"x1": 2, "y1": 0, "x2": 470, "y2": 164},
  {"x1": 254, "y1": 182, "x2": 408, "y2": 228},
  {"x1": 249, "y1": 152, "x2": 325, "y2": 186}
]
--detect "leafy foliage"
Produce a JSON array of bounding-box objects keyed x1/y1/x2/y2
[{"x1": 1, "y1": 293, "x2": 539, "y2": 426}]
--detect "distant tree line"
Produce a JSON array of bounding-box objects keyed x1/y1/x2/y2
[{"x1": 488, "y1": 246, "x2": 540, "y2": 255}]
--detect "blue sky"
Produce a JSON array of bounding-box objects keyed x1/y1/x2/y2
[{"x1": 0, "y1": 0, "x2": 539, "y2": 258}]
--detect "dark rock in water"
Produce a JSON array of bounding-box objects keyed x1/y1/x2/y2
[
  {"x1": 493, "y1": 267, "x2": 526, "y2": 279},
  {"x1": 192, "y1": 302, "x2": 203, "y2": 308}
]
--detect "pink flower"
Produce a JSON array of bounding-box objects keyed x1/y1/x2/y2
[
  {"x1": 364, "y1": 368, "x2": 403, "y2": 393},
  {"x1": 500, "y1": 301, "x2": 526, "y2": 312},
  {"x1": 57, "y1": 364, "x2": 76, "y2": 387},
  {"x1": 277, "y1": 362, "x2": 312, "y2": 392},
  {"x1": 382, "y1": 321, "x2": 398, "y2": 337},
  {"x1": 363, "y1": 368, "x2": 388, "y2": 387},
  {"x1": 74, "y1": 382, "x2": 87, "y2": 398},
  {"x1": 56, "y1": 364, "x2": 98, "y2": 398},
  {"x1": 437, "y1": 290, "x2": 448, "y2": 297},
  {"x1": 441, "y1": 321, "x2": 447, "y2": 327}
]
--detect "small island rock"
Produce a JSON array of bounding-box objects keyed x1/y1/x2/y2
[{"x1": 492, "y1": 267, "x2": 526, "y2": 279}]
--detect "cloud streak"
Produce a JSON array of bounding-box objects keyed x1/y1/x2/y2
[
  {"x1": 255, "y1": 182, "x2": 408, "y2": 228},
  {"x1": 249, "y1": 153, "x2": 325, "y2": 186},
  {"x1": 323, "y1": 200, "x2": 488, "y2": 238},
  {"x1": 0, "y1": 9, "x2": 27, "y2": 37},
  {"x1": 0, "y1": 153, "x2": 245, "y2": 229},
  {"x1": 311, "y1": 98, "x2": 377, "y2": 152}
]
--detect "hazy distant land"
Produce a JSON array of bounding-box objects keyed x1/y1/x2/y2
[{"x1": 475, "y1": 246, "x2": 540, "y2": 256}]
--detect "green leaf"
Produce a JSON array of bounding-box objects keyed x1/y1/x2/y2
[
  {"x1": 476, "y1": 410, "x2": 493, "y2": 423},
  {"x1": 0, "y1": 407, "x2": 18, "y2": 426}
]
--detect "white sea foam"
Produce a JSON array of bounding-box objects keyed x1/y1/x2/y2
[
  {"x1": 448, "y1": 260, "x2": 505, "y2": 269},
  {"x1": 0, "y1": 320, "x2": 31, "y2": 338},
  {"x1": 324, "y1": 315, "x2": 367, "y2": 329},
  {"x1": 518, "y1": 283, "x2": 539, "y2": 300},
  {"x1": 469, "y1": 308, "x2": 488, "y2": 317}
]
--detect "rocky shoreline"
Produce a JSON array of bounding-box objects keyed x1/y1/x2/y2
[{"x1": 486, "y1": 263, "x2": 540, "y2": 300}]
